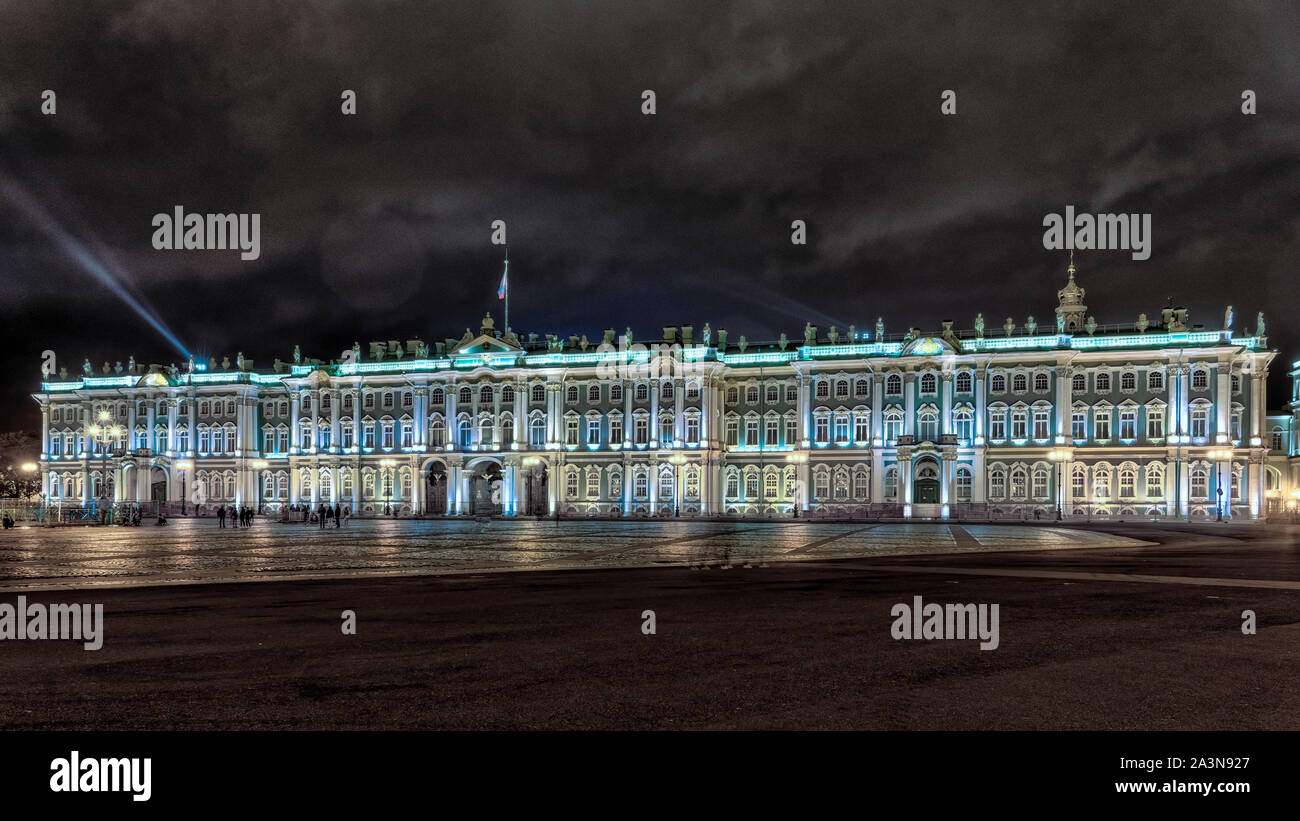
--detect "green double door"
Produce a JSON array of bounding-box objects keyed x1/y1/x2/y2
[{"x1": 914, "y1": 478, "x2": 940, "y2": 504}]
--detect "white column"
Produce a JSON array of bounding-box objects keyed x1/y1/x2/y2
[{"x1": 1216, "y1": 364, "x2": 1230, "y2": 442}]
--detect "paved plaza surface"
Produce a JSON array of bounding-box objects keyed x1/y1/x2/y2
[
  {"x1": 0, "y1": 518, "x2": 1152, "y2": 591},
  {"x1": 1, "y1": 520, "x2": 1298, "y2": 730}
]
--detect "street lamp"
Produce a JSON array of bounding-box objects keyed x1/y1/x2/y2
[
  {"x1": 19, "y1": 463, "x2": 36, "y2": 502},
  {"x1": 380, "y1": 458, "x2": 396, "y2": 515},
  {"x1": 251, "y1": 459, "x2": 268, "y2": 514},
  {"x1": 668, "y1": 453, "x2": 686, "y2": 517},
  {"x1": 86, "y1": 410, "x2": 123, "y2": 519},
  {"x1": 1208, "y1": 448, "x2": 1234, "y2": 522},
  {"x1": 1048, "y1": 449, "x2": 1070, "y2": 521},
  {"x1": 786, "y1": 452, "x2": 808, "y2": 517},
  {"x1": 175, "y1": 459, "x2": 193, "y2": 515}
]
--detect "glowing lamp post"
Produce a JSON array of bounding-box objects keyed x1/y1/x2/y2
[
  {"x1": 1208, "y1": 449, "x2": 1234, "y2": 521},
  {"x1": 175, "y1": 459, "x2": 193, "y2": 514},
  {"x1": 86, "y1": 411, "x2": 123, "y2": 517},
  {"x1": 786, "y1": 452, "x2": 808, "y2": 517},
  {"x1": 251, "y1": 460, "x2": 268, "y2": 513},
  {"x1": 668, "y1": 453, "x2": 686, "y2": 517},
  {"x1": 380, "y1": 458, "x2": 397, "y2": 515},
  {"x1": 1048, "y1": 449, "x2": 1071, "y2": 521}
]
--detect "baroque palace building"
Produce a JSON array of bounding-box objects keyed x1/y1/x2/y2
[{"x1": 32, "y1": 260, "x2": 1283, "y2": 521}]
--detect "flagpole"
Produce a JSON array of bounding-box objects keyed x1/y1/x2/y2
[{"x1": 504, "y1": 246, "x2": 509, "y2": 334}]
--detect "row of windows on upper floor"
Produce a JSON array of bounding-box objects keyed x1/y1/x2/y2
[
  {"x1": 45, "y1": 365, "x2": 1255, "y2": 426},
  {"x1": 44, "y1": 396, "x2": 1255, "y2": 458}
]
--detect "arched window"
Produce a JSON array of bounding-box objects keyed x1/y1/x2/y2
[
  {"x1": 1012, "y1": 374, "x2": 1027, "y2": 393},
  {"x1": 1118, "y1": 466, "x2": 1136, "y2": 498},
  {"x1": 991, "y1": 374, "x2": 1006, "y2": 393},
  {"x1": 814, "y1": 470, "x2": 829, "y2": 500},
  {"x1": 480, "y1": 386, "x2": 494, "y2": 404},
  {"x1": 1010, "y1": 466, "x2": 1027, "y2": 499},
  {"x1": 1032, "y1": 467, "x2": 1049, "y2": 499},
  {"x1": 1147, "y1": 370, "x2": 1163, "y2": 391},
  {"x1": 459, "y1": 387, "x2": 472, "y2": 404},
  {"x1": 1093, "y1": 467, "x2": 1111, "y2": 499},
  {"x1": 1072, "y1": 373, "x2": 1086, "y2": 392},
  {"x1": 884, "y1": 467, "x2": 898, "y2": 501},
  {"x1": 886, "y1": 374, "x2": 902, "y2": 396},
  {"x1": 989, "y1": 468, "x2": 1006, "y2": 499},
  {"x1": 956, "y1": 467, "x2": 972, "y2": 501},
  {"x1": 955, "y1": 372, "x2": 972, "y2": 393},
  {"x1": 920, "y1": 373, "x2": 936, "y2": 394},
  {"x1": 501, "y1": 385, "x2": 514, "y2": 403},
  {"x1": 531, "y1": 384, "x2": 545, "y2": 403},
  {"x1": 1034, "y1": 373, "x2": 1049, "y2": 392},
  {"x1": 918, "y1": 410, "x2": 938, "y2": 442},
  {"x1": 1145, "y1": 465, "x2": 1163, "y2": 498},
  {"x1": 1190, "y1": 466, "x2": 1208, "y2": 498}
]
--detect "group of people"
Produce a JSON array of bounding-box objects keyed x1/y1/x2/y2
[
  {"x1": 284, "y1": 502, "x2": 351, "y2": 528},
  {"x1": 215, "y1": 505, "x2": 256, "y2": 528},
  {"x1": 1, "y1": 514, "x2": 14, "y2": 529}
]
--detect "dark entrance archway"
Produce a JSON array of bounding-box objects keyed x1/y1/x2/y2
[
  {"x1": 150, "y1": 466, "x2": 168, "y2": 502},
  {"x1": 913, "y1": 459, "x2": 940, "y2": 504},
  {"x1": 524, "y1": 463, "x2": 548, "y2": 516},
  {"x1": 469, "y1": 461, "x2": 503, "y2": 516},
  {"x1": 426, "y1": 463, "x2": 447, "y2": 515}
]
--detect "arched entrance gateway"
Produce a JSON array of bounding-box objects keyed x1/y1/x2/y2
[
  {"x1": 149, "y1": 466, "x2": 168, "y2": 503},
  {"x1": 425, "y1": 463, "x2": 448, "y2": 515},
  {"x1": 913, "y1": 458, "x2": 941, "y2": 504},
  {"x1": 468, "y1": 460, "x2": 503, "y2": 516},
  {"x1": 523, "y1": 461, "x2": 548, "y2": 516}
]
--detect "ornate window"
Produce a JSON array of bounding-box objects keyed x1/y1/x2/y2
[
  {"x1": 955, "y1": 372, "x2": 972, "y2": 393},
  {"x1": 991, "y1": 374, "x2": 1006, "y2": 393},
  {"x1": 886, "y1": 374, "x2": 902, "y2": 396},
  {"x1": 1072, "y1": 373, "x2": 1086, "y2": 392},
  {"x1": 1032, "y1": 467, "x2": 1049, "y2": 499},
  {"x1": 1145, "y1": 465, "x2": 1163, "y2": 498},
  {"x1": 989, "y1": 467, "x2": 1006, "y2": 499}
]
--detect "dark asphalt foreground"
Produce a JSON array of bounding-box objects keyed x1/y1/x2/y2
[
  {"x1": 0, "y1": 522, "x2": 1294, "y2": 727},
  {"x1": 2, "y1": 525, "x2": 1299, "y2": 730}
]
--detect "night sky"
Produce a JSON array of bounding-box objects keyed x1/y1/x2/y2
[{"x1": 1, "y1": 1, "x2": 1298, "y2": 431}]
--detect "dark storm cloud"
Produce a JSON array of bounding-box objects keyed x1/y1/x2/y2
[{"x1": 1, "y1": 0, "x2": 1298, "y2": 427}]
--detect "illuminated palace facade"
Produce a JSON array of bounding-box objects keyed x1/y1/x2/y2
[{"x1": 33, "y1": 263, "x2": 1278, "y2": 520}]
